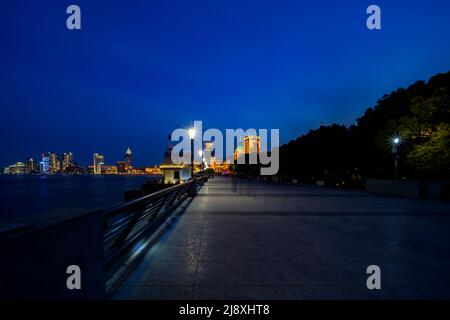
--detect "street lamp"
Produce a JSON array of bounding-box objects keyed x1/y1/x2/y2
[
  {"x1": 391, "y1": 136, "x2": 401, "y2": 179},
  {"x1": 188, "y1": 128, "x2": 196, "y2": 140},
  {"x1": 198, "y1": 150, "x2": 204, "y2": 171},
  {"x1": 189, "y1": 128, "x2": 195, "y2": 179}
]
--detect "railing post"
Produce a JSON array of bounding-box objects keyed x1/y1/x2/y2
[{"x1": 188, "y1": 179, "x2": 198, "y2": 196}]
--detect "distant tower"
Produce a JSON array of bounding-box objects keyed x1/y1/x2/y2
[
  {"x1": 62, "y1": 152, "x2": 74, "y2": 172},
  {"x1": 27, "y1": 158, "x2": 36, "y2": 174},
  {"x1": 204, "y1": 141, "x2": 214, "y2": 166},
  {"x1": 93, "y1": 153, "x2": 104, "y2": 174},
  {"x1": 244, "y1": 136, "x2": 260, "y2": 154},
  {"x1": 41, "y1": 153, "x2": 51, "y2": 175},
  {"x1": 49, "y1": 153, "x2": 60, "y2": 174},
  {"x1": 125, "y1": 147, "x2": 132, "y2": 172}
]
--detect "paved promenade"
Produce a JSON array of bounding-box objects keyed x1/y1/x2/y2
[{"x1": 114, "y1": 176, "x2": 450, "y2": 299}]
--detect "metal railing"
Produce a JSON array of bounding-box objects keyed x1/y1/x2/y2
[{"x1": 102, "y1": 175, "x2": 207, "y2": 280}]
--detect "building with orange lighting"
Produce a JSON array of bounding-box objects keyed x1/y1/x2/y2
[{"x1": 244, "y1": 135, "x2": 260, "y2": 154}]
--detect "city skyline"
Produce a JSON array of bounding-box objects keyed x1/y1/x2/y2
[
  {"x1": 1, "y1": 146, "x2": 161, "y2": 174},
  {"x1": 2, "y1": 132, "x2": 264, "y2": 174},
  {"x1": 2, "y1": 1, "x2": 450, "y2": 167}
]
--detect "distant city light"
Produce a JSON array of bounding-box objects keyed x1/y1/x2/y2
[{"x1": 4, "y1": 146, "x2": 165, "y2": 176}]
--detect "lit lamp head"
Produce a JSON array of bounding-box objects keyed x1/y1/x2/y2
[
  {"x1": 188, "y1": 128, "x2": 196, "y2": 140},
  {"x1": 391, "y1": 135, "x2": 401, "y2": 153},
  {"x1": 198, "y1": 150, "x2": 203, "y2": 157}
]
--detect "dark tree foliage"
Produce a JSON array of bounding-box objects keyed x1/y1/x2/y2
[{"x1": 279, "y1": 71, "x2": 450, "y2": 180}]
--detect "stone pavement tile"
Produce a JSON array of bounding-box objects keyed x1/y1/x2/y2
[
  {"x1": 245, "y1": 220, "x2": 301, "y2": 237},
  {"x1": 196, "y1": 261, "x2": 286, "y2": 286},
  {"x1": 202, "y1": 215, "x2": 254, "y2": 224},
  {"x1": 322, "y1": 243, "x2": 394, "y2": 261},
  {"x1": 143, "y1": 242, "x2": 200, "y2": 262},
  {"x1": 122, "y1": 260, "x2": 197, "y2": 286},
  {"x1": 176, "y1": 213, "x2": 204, "y2": 221},
  {"x1": 199, "y1": 244, "x2": 267, "y2": 262},
  {"x1": 338, "y1": 260, "x2": 450, "y2": 286},
  {"x1": 188, "y1": 197, "x2": 286, "y2": 212},
  {"x1": 157, "y1": 229, "x2": 202, "y2": 246},
  {"x1": 271, "y1": 260, "x2": 367, "y2": 286},
  {"x1": 113, "y1": 285, "x2": 193, "y2": 300},
  {"x1": 289, "y1": 285, "x2": 395, "y2": 300},
  {"x1": 383, "y1": 284, "x2": 450, "y2": 299},
  {"x1": 254, "y1": 234, "x2": 306, "y2": 251},
  {"x1": 150, "y1": 222, "x2": 202, "y2": 247},
  {"x1": 263, "y1": 243, "x2": 338, "y2": 261},
  {"x1": 202, "y1": 216, "x2": 259, "y2": 228},
  {"x1": 165, "y1": 220, "x2": 203, "y2": 236},
  {"x1": 200, "y1": 232, "x2": 258, "y2": 247},
  {"x1": 201, "y1": 224, "x2": 255, "y2": 234},
  {"x1": 194, "y1": 285, "x2": 296, "y2": 300}
]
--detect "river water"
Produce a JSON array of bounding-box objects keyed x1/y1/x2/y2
[{"x1": 0, "y1": 175, "x2": 159, "y2": 223}]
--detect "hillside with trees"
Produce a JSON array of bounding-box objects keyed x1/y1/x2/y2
[{"x1": 279, "y1": 71, "x2": 450, "y2": 181}]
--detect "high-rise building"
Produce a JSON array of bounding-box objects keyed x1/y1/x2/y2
[
  {"x1": 93, "y1": 153, "x2": 104, "y2": 174},
  {"x1": 204, "y1": 141, "x2": 214, "y2": 165},
  {"x1": 234, "y1": 145, "x2": 244, "y2": 161},
  {"x1": 27, "y1": 158, "x2": 36, "y2": 174},
  {"x1": 233, "y1": 136, "x2": 245, "y2": 161},
  {"x1": 49, "y1": 153, "x2": 60, "y2": 174},
  {"x1": 125, "y1": 147, "x2": 132, "y2": 172},
  {"x1": 62, "y1": 152, "x2": 74, "y2": 172},
  {"x1": 41, "y1": 153, "x2": 51, "y2": 175},
  {"x1": 244, "y1": 136, "x2": 260, "y2": 154}
]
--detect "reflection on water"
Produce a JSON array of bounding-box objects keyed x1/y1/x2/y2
[{"x1": 0, "y1": 175, "x2": 158, "y2": 223}]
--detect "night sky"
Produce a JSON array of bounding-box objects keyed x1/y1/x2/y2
[{"x1": 1, "y1": 0, "x2": 450, "y2": 167}]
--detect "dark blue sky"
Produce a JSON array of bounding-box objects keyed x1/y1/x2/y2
[{"x1": 1, "y1": 0, "x2": 450, "y2": 167}]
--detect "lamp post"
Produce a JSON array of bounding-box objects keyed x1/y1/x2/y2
[
  {"x1": 392, "y1": 137, "x2": 400, "y2": 179},
  {"x1": 198, "y1": 150, "x2": 204, "y2": 172},
  {"x1": 188, "y1": 128, "x2": 196, "y2": 179}
]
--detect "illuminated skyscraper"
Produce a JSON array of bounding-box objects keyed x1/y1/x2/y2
[
  {"x1": 49, "y1": 153, "x2": 60, "y2": 174},
  {"x1": 41, "y1": 153, "x2": 50, "y2": 175},
  {"x1": 233, "y1": 136, "x2": 260, "y2": 162},
  {"x1": 233, "y1": 145, "x2": 244, "y2": 161},
  {"x1": 233, "y1": 136, "x2": 245, "y2": 161},
  {"x1": 204, "y1": 142, "x2": 213, "y2": 152},
  {"x1": 62, "y1": 152, "x2": 74, "y2": 172},
  {"x1": 245, "y1": 136, "x2": 260, "y2": 154},
  {"x1": 93, "y1": 153, "x2": 104, "y2": 175},
  {"x1": 125, "y1": 147, "x2": 132, "y2": 172},
  {"x1": 27, "y1": 158, "x2": 36, "y2": 174},
  {"x1": 204, "y1": 141, "x2": 214, "y2": 165}
]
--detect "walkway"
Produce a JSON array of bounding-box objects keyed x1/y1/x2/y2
[{"x1": 114, "y1": 176, "x2": 450, "y2": 299}]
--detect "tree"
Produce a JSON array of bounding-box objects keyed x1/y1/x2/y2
[
  {"x1": 279, "y1": 71, "x2": 450, "y2": 180},
  {"x1": 406, "y1": 124, "x2": 450, "y2": 179}
]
